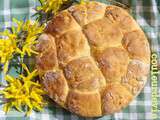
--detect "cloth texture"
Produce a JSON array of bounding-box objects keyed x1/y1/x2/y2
[{"x1": 0, "y1": 0, "x2": 160, "y2": 120}]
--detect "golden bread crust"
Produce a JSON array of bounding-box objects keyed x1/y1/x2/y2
[
  {"x1": 69, "y1": 2, "x2": 106, "y2": 26},
  {"x1": 105, "y1": 6, "x2": 140, "y2": 33},
  {"x1": 67, "y1": 90, "x2": 102, "y2": 117},
  {"x1": 102, "y1": 83, "x2": 133, "y2": 114},
  {"x1": 36, "y1": 34, "x2": 58, "y2": 73},
  {"x1": 64, "y1": 57, "x2": 106, "y2": 92},
  {"x1": 96, "y1": 47, "x2": 129, "y2": 82},
  {"x1": 42, "y1": 71, "x2": 69, "y2": 106},
  {"x1": 36, "y1": 1, "x2": 150, "y2": 117},
  {"x1": 45, "y1": 10, "x2": 81, "y2": 36},
  {"x1": 122, "y1": 30, "x2": 150, "y2": 63},
  {"x1": 56, "y1": 30, "x2": 90, "y2": 67},
  {"x1": 83, "y1": 17, "x2": 123, "y2": 50}
]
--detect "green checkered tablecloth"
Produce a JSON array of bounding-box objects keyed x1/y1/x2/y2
[{"x1": 0, "y1": 0, "x2": 160, "y2": 120}]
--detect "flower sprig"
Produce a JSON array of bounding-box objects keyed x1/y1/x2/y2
[
  {"x1": 0, "y1": 18, "x2": 44, "y2": 73},
  {"x1": 16, "y1": 19, "x2": 44, "y2": 57},
  {"x1": 35, "y1": 0, "x2": 90, "y2": 24},
  {"x1": 0, "y1": 18, "x2": 46, "y2": 116},
  {"x1": 37, "y1": 0, "x2": 70, "y2": 14},
  {"x1": 80, "y1": 0, "x2": 90, "y2": 4},
  {"x1": 0, "y1": 38, "x2": 21, "y2": 73},
  {"x1": 37, "y1": 0, "x2": 90, "y2": 14},
  {"x1": 0, "y1": 64, "x2": 46, "y2": 116}
]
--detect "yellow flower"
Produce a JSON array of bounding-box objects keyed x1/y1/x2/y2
[
  {"x1": 13, "y1": 19, "x2": 44, "y2": 57},
  {"x1": 0, "y1": 18, "x2": 45, "y2": 115},
  {"x1": 37, "y1": 0, "x2": 69, "y2": 14},
  {"x1": 80, "y1": 0, "x2": 90, "y2": 4},
  {"x1": 0, "y1": 63, "x2": 46, "y2": 116},
  {"x1": 18, "y1": 20, "x2": 44, "y2": 57},
  {"x1": 37, "y1": 0, "x2": 90, "y2": 14},
  {"x1": 0, "y1": 18, "x2": 44, "y2": 73},
  {"x1": 0, "y1": 39, "x2": 15, "y2": 63},
  {"x1": 0, "y1": 38, "x2": 21, "y2": 73},
  {"x1": 0, "y1": 18, "x2": 44, "y2": 65}
]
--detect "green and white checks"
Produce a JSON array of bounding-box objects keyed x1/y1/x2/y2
[{"x1": 0, "y1": 0, "x2": 160, "y2": 120}]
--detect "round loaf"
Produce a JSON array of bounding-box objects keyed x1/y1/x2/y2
[{"x1": 36, "y1": 1, "x2": 150, "y2": 117}]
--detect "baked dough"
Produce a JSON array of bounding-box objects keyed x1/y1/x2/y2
[{"x1": 36, "y1": 1, "x2": 150, "y2": 117}]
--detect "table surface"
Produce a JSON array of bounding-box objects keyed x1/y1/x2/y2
[{"x1": 0, "y1": 0, "x2": 160, "y2": 120}]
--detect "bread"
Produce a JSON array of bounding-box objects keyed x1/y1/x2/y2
[{"x1": 36, "y1": 1, "x2": 150, "y2": 117}]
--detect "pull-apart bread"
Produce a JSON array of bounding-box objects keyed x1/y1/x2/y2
[{"x1": 36, "y1": 1, "x2": 150, "y2": 117}]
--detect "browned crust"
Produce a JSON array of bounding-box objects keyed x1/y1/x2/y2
[
  {"x1": 95, "y1": 47, "x2": 129, "y2": 82},
  {"x1": 67, "y1": 90, "x2": 102, "y2": 117},
  {"x1": 42, "y1": 71, "x2": 69, "y2": 107},
  {"x1": 36, "y1": 34, "x2": 58, "y2": 73},
  {"x1": 122, "y1": 30, "x2": 150, "y2": 63},
  {"x1": 102, "y1": 83, "x2": 133, "y2": 114},
  {"x1": 36, "y1": 1, "x2": 150, "y2": 117},
  {"x1": 64, "y1": 57, "x2": 106, "y2": 92}
]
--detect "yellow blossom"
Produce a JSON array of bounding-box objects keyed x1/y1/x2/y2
[
  {"x1": 0, "y1": 64, "x2": 46, "y2": 116},
  {"x1": 80, "y1": 0, "x2": 90, "y2": 4},
  {"x1": 0, "y1": 18, "x2": 44, "y2": 73},
  {"x1": 37, "y1": 0, "x2": 69, "y2": 14},
  {"x1": 0, "y1": 18, "x2": 45, "y2": 116},
  {"x1": 0, "y1": 38, "x2": 21, "y2": 73},
  {"x1": 17, "y1": 20, "x2": 44, "y2": 57},
  {"x1": 37, "y1": 0, "x2": 90, "y2": 14},
  {"x1": 13, "y1": 18, "x2": 44, "y2": 57}
]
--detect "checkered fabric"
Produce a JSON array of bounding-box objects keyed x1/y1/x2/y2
[{"x1": 0, "y1": 0, "x2": 160, "y2": 120}]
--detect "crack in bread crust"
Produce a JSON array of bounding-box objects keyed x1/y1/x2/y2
[{"x1": 36, "y1": 1, "x2": 151, "y2": 117}]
